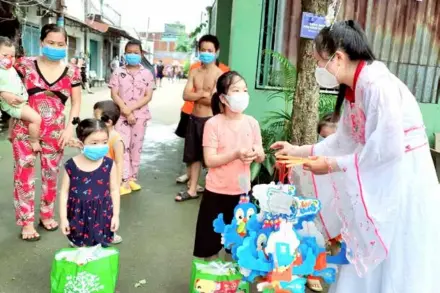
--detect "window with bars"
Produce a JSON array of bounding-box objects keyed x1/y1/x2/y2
[
  {"x1": 68, "y1": 36, "x2": 77, "y2": 60},
  {"x1": 256, "y1": 0, "x2": 299, "y2": 90},
  {"x1": 22, "y1": 24, "x2": 41, "y2": 57}
]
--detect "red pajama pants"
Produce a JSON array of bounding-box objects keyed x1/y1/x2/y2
[
  {"x1": 11, "y1": 91, "x2": 65, "y2": 227},
  {"x1": 12, "y1": 136, "x2": 63, "y2": 226}
]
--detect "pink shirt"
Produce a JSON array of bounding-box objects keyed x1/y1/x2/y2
[
  {"x1": 203, "y1": 114, "x2": 263, "y2": 195},
  {"x1": 108, "y1": 65, "x2": 154, "y2": 120}
]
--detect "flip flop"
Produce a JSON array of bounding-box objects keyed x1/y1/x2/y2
[
  {"x1": 175, "y1": 191, "x2": 200, "y2": 202},
  {"x1": 39, "y1": 219, "x2": 59, "y2": 232},
  {"x1": 186, "y1": 183, "x2": 205, "y2": 193},
  {"x1": 20, "y1": 231, "x2": 41, "y2": 242}
]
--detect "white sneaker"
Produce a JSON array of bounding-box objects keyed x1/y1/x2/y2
[{"x1": 176, "y1": 174, "x2": 189, "y2": 183}]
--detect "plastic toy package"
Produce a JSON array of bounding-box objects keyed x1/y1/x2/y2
[
  {"x1": 212, "y1": 163, "x2": 349, "y2": 293},
  {"x1": 190, "y1": 259, "x2": 250, "y2": 293}
]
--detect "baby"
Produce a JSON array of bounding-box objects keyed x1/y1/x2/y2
[{"x1": 0, "y1": 37, "x2": 41, "y2": 151}]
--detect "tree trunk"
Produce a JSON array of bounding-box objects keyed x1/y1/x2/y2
[{"x1": 291, "y1": 0, "x2": 329, "y2": 145}]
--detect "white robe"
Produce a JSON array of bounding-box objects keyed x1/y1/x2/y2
[{"x1": 292, "y1": 61, "x2": 440, "y2": 293}]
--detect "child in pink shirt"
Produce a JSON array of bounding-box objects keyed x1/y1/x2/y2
[{"x1": 193, "y1": 71, "x2": 265, "y2": 260}]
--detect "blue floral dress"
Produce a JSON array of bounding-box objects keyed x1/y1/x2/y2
[{"x1": 65, "y1": 157, "x2": 114, "y2": 247}]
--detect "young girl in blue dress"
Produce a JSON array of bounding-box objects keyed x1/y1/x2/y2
[{"x1": 59, "y1": 118, "x2": 120, "y2": 247}]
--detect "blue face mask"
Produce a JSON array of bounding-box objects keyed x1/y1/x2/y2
[
  {"x1": 82, "y1": 145, "x2": 109, "y2": 161},
  {"x1": 199, "y1": 52, "x2": 216, "y2": 64},
  {"x1": 125, "y1": 53, "x2": 141, "y2": 66},
  {"x1": 42, "y1": 46, "x2": 67, "y2": 61}
]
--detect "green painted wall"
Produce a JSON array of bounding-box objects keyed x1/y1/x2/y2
[
  {"x1": 214, "y1": 0, "x2": 233, "y2": 65},
  {"x1": 420, "y1": 104, "x2": 440, "y2": 146},
  {"x1": 228, "y1": 0, "x2": 283, "y2": 121}
]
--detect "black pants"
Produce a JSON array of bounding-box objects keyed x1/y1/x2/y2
[
  {"x1": 182, "y1": 115, "x2": 210, "y2": 164},
  {"x1": 193, "y1": 190, "x2": 241, "y2": 258}
]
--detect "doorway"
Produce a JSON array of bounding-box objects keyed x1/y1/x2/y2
[{"x1": 89, "y1": 39, "x2": 99, "y2": 74}]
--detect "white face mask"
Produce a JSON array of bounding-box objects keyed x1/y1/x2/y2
[
  {"x1": 224, "y1": 92, "x2": 250, "y2": 113},
  {"x1": 315, "y1": 59, "x2": 340, "y2": 88}
]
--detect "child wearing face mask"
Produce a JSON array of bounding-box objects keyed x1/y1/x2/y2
[
  {"x1": 192, "y1": 71, "x2": 265, "y2": 260},
  {"x1": 109, "y1": 40, "x2": 154, "y2": 196},
  {"x1": 317, "y1": 112, "x2": 336, "y2": 142},
  {"x1": 0, "y1": 37, "x2": 42, "y2": 151},
  {"x1": 59, "y1": 119, "x2": 120, "y2": 247}
]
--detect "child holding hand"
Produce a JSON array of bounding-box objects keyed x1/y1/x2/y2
[
  {"x1": 193, "y1": 71, "x2": 265, "y2": 260},
  {"x1": 59, "y1": 119, "x2": 120, "y2": 247}
]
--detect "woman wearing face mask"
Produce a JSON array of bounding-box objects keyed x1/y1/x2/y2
[
  {"x1": 271, "y1": 20, "x2": 440, "y2": 293},
  {"x1": 109, "y1": 40, "x2": 154, "y2": 196},
  {"x1": 11, "y1": 24, "x2": 82, "y2": 241},
  {"x1": 192, "y1": 71, "x2": 265, "y2": 260}
]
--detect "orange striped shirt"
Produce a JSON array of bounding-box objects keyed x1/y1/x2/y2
[{"x1": 181, "y1": 62, "x2": 230, "y2": 114}]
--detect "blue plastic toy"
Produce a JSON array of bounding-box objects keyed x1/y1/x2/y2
[
  {"x1": 213, "y1": 196, "x2": 257, "y2": 260},
  {"x1": 279, "y1": 277, "x2": 307, "y2": 293}
]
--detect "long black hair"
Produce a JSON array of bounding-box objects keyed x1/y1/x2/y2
[
  {"x1": 211, "y1": 71, "x2": 246, "y2": 115},
  {"x1": 314, "y1": 20, "x2": 376, "y2": 121}
]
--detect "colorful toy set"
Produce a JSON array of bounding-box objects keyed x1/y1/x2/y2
[{"x1": 213, "y1": 182, "x2": 347, "y2": 293}]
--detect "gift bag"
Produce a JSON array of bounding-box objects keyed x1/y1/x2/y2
[
  {"x1": 50, "y1": 245, "x2": 119, "y2": 293},
  {"x1": 190, "y1": 259, "x2": 250, "y2": 293}
]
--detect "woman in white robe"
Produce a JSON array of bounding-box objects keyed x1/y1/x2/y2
[{"x1": 272, "y1": 20, "x2": 440, "y2": 293}]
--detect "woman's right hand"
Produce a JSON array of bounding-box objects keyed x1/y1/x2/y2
[
  {"x1": 60, "y1": 218, "x2": 70, "y2": 235},
  {"x1": 270, "y1": 141, "x2": 299, "y2": 156}
]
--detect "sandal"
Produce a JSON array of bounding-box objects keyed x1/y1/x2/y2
[
  {"x1": 186, "y1": 183, "x2": 205, "y2": 193},
  {"x1": 306, "y1": 278, "x2": 323, "y2": 292},
  {"x1": 39, "y1": 219, "x2": 59, "y2": 231},
  {"x1": 112, "y1": 234, "x2": 123, "y2": 244},
  {"x1": 175, "y1": 191, "x2": 200, "y2": 202},
  {"x1": 20, "y1": 231, "x2": 41, "y2": 242}
]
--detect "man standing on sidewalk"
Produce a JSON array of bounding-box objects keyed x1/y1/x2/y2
[{"x1": 175, "y1": 35, "x2": 224, "y2": 202}]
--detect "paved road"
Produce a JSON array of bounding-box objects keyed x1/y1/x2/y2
[
  {"x1": 0, "y1": 79, "x2": 328, "y2": 292},
  {"x1": 0, "y1": 79, "x2": 202, "y2": 293}
]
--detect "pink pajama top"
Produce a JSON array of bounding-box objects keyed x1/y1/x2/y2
[{"x1": 108, "y1": 65, "x2": 154, "y2": 120}]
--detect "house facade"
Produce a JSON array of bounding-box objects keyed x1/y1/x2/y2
[
  {"x1": 209, "y1": 0, "x2": 440, "y2": 145},
  {"x1": 20, "y1": 0, "x2": 133, "y2": 82}
]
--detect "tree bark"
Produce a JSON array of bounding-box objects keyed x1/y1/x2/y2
[{"x1": 291, "y1": 0, "x2": 329, "y2": 146}]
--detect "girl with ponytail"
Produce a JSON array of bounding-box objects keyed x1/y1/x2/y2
[
  {"x1": 192, "y1": 71, "x2": 265, "y2": 260},
  {"x1": 271, "y1": 20, "x2": 439, "y2": 293}
]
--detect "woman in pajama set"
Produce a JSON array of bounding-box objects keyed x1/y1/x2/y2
[
  {"x1": 12, "y1": 24, "x2": 81, "y2": 241},
  {"x1": 109, "y1": 40, "x2": 154, "y2": 195}
]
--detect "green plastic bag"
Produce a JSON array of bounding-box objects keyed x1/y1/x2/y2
[
  {"x1": 50, "y1": 246, "x2": 119, "y2": 293},
  {"x1": 190, "y1": 259, "x2": 250, "y2": 293}
]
